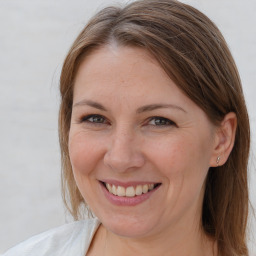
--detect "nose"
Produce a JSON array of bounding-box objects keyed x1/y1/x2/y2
[{"x1": 103, "y1": 128, "x2": 145, "y2": 172}]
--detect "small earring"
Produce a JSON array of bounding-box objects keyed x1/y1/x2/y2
[{"x1": 216, "y1": 156, "x2": 221, "y2": 166}]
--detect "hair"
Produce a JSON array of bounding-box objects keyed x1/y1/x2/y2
[{"x1": 58, "y1": 0, "x2": 250, "y2": 255}]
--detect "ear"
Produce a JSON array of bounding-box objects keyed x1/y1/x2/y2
[{"x1": 210, "y1": 112, "x2": 237, "y2": 167}]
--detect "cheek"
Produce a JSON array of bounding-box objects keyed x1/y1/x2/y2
[
  {"x1": 145, "y1": 137, "x2": 193, "y2": 175},
  {"x1": 68, "y1": 132, "x2": 105, "y2": 204},
  {"x1": 68, "y1": 132, "x2": 102, "y2": 176},
  {"x1": 145, "y1": 135, "x2": 210, "y2": 190},
  {"x1": 148, "y1": 136, "x2": 210, "y2": 216}
]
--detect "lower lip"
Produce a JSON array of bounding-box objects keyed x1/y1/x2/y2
[{"x1": 100, "y1": 182, "x2": 160, "y2": 206}]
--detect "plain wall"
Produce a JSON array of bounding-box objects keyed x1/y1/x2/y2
[{"x1": 0, "y1": 0, "x2": 255, "y2": 254}]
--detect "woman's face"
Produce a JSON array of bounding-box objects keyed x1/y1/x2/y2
[{"x1": 69, "y1": 46, "x2": 218, "y2": 238}]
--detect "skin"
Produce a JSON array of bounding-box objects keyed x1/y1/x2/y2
[{"x1": 68, "y1": 46, "x2": 236, "y2": 256}]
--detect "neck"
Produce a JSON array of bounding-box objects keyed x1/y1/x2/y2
[{"x1": 90, "y1": 219, "x2": 217, "y2": 256}]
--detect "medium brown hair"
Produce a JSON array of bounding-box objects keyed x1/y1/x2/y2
[{"x1": 59, "y1": 0, "x2": 250, "y2": 255}]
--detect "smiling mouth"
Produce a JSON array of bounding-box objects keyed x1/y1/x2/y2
[{"x1": 101, "y1": 182, "x2": 161, "y2": 197}]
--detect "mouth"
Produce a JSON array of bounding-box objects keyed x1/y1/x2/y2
[{"x1": 101, "y1": 181, "x2": 161, "y2": 197}]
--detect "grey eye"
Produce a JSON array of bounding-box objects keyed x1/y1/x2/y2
[
  {"x1": 81, "y1": 114, "x2": 106, "y2": 124},
  {"x1": 148, "y1": 117, "x2": 175, "y2": 126},
  {"x1": 88, "y1": 115, "x2": 105, "y2": 123}
]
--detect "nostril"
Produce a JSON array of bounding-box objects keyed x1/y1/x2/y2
[{"x1": 103, "y1": 149, "x2": 145, "y2": 172}]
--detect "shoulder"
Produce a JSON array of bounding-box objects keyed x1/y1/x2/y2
[{"x1": 2, "y1": 218, "x2": 100, "y2": 256}]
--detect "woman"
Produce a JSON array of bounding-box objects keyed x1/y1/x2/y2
[{"x1": 3, "y1": 0, "x2": 250, "y2": 255}]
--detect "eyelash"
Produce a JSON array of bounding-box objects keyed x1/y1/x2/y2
[
  {"x1": 147, "y1": 116, "x2": 176, "y2": 127},
  {"x1": 79, "y1": 114, "x2": 176, "y2": 127},
  {"x1": 80, "y1": 114, "x2": 108, "y2": 125}
]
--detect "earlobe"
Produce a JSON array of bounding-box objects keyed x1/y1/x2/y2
[{"x1": 210, "y1": 112, "x2": 237, "y2": 167}]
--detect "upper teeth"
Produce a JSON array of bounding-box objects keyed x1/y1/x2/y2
[{"x1": 105, "y1": 183, "x2": 155, "y2": 197}]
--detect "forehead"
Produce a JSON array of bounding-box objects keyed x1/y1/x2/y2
[
  {"x1": 74, "y1": 46, "x2": 172, "y2": 95},
  {"x1": 73, "y1": 45, "x2": 197, "y2": 113},
  {"x1": 74, "y1": 45, "x2": 160, "y2": 86}
]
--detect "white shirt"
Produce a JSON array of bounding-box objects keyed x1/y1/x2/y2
[{"x1": 3, "y1": 218, "x2": 100, "y2": 256}]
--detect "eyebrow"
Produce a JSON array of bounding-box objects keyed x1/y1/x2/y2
[
  {"x1": 73, "y1": 99, "x2": 107, "y2": 111},
  {"x1": 136, "y1": 103, "x2": 186, "y2": 113},
  {"x1": 73, "y1": 99, "x2": 186, "y2": 113}
]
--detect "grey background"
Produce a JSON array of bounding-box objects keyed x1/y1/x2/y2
[{"x1": 0, "y1": 0, "x2": 255, "y2": 254}]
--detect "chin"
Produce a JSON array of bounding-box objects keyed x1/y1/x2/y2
[{"x1": 100, "y1": 213, "x2": 157, "y2": 238}]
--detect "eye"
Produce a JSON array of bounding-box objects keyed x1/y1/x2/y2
[
  {"x1": 148, "y1": 116, "x2": 176, "y2": 126},
  {"x1": 80, "y1": 114, "x2": 107, "y2": 124}
]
